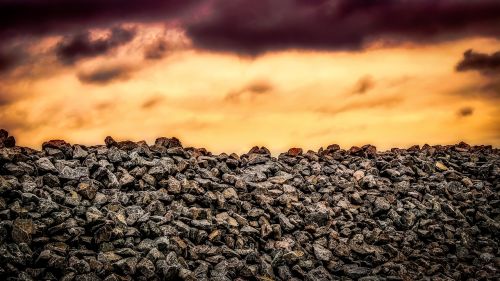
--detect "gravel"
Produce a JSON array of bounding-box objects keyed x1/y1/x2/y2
[{"x1": 0, "y1": 131, "x2": 499, "y2": 280}]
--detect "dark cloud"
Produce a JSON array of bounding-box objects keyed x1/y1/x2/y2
[
  {"x1": 457, "y1": 106, "x2": 474, "y2": 117},
  {"x1": 144, "y1": 39, "x2": 169, "y2": 60},
  {"x1": 186, "y1": 0, "x2": 500, "y2": 55},
  {"x1": 77, "y1": 65, "x2": 134, "y2": 85},
  {"x1": 3, "y1": 1, "x2": 500, "y2": 57},
  {"x1": 455, "y1": 49, "x2": 500, "y2": 99},
  {"x1": 353, "y1": 75, "x2": 375, "y2": 95},
  {"x1": 456, "y1": 49, "x2": 500, "y2": 75},
  {"x1": 0, "y1": 0, "x2": 198, "y2": 40},
  {"x1": 225, "y1": 80, "x2": 274, "y2": 101},
  {"x1": 0, "y1": 47, "x2": 26, "y2": 74},
  {"x1": 56, "y1": 27, "x2": 136, "y2": 64}
]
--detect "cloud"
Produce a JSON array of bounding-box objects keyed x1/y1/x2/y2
[
  {"x1": 3, "y1": 1, "x2": 500, "y2": 57},
  {"x1": 353, "y1": 75, "x2": 375, "y2": 95},
  {"x1": 0, "y1": 47, "x2": 26, "y2": 74},
  {"x1": 142, "y1": 96, "x2": 164, "y2": 109},
  {"x1": 186, "y1": 0, "x2": 500, "y2": 55},
  {"x1": 455, "y1": 49, "x2": 500, "y2": 99},
  {"x1": 77, "y1": 64, "x2": 134, "y2": 85},
  {"x1": 316, "y1": 96, "x2": 403, "y2": 115},
  {"x1": 0, "y1": 0, "x2": 198, "y2": 41},
  {"x1": 55, "y1": 27, "x2": 136, "y2": 64},
  {"x1": 225, "y1": 80, "x2": 274, "y2": 101},
  {"x1": 144, "y1": 39, "x2": 169, "y2": 60},
  {"x1": 456, "y1": 49, "x2": 500, "y2": 75},
  {"x1": 457, "y1": 106, "x2": 474, "y2": 117},
  {"x1": 0, "y1": 89, "x2": 15, "y2": 106}
]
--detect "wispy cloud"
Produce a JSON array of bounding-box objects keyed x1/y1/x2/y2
[
  {"x1": 141, "y1": 96, "x2": 164, "y2": 109},
  {"x1": 225, "y1": 80, "x2": 274, "y2": 101},
  {"x1": 316, "y1": 96, "x2": 403, "y2": 115},
  {"x1": 352, "y1": 75, "x2": 375, "y2": 95},
  {"x1": 77, "y1": 64, "x2": 135, "y2": 85}
]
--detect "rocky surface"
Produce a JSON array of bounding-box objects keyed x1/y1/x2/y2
[{"x1": 0, "y1": 131, "x2": 498, "y2": 280}]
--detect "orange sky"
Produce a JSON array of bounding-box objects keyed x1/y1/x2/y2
[{"x1": 1, "y1": 8, "x2": 500, "y2": 154}]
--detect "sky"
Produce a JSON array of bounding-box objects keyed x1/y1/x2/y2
[{"x1": 0, "y1": 0, "x2": 499, "y2": 154}]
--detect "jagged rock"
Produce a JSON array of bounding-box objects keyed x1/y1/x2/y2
[
  {"x1": 373, "y1": 197, "x2": 391, "y2": 213},
  {"x1": 313, "y1": 244, "x2": 332, "y2": 261},
  {"x1": 12, "y1": 219, "x2": 33, "y2": 243}
]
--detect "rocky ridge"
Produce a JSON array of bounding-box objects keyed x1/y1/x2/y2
[{"x1": 0, "y1": 130, "x2": 499, "y2": 280}]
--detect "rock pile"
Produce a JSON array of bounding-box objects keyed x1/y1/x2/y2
[{"x1": 0, "y1": 131, "x2": 498, "y2": 280}]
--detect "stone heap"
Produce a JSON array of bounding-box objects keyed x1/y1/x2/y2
[{"x1": 0, "y1": 130, "x2": 498, "y2": 281}]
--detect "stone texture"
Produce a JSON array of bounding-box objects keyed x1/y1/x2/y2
[{"x1": 0, "y1": 130, "x2": 498, "y2": 280}]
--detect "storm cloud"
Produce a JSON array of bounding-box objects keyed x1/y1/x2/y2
[
  {"x1": 186, "y1": 0, "x2": 500, "y2": 55},
  {"x1": 56, "y1": 27, "x2": 136, "y2": 64},
  {"x1": 2, "y1": 1, "x2": 500, "y2": 56},
  {"x1": 0, "y1": 0, "x2": 198, "y2": 40},
  {"x1": 0, "y1": 47, "x2": 25, "y2": 74}
]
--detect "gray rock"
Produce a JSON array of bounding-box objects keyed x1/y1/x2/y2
[
  {"x1": 36, "y1": 157, "x2": 57, "y2": 173},
  {"x1": 313, "y1": 244, "x2": 332, "y2": 261},
  {"x1": 60, "y1": 166, "x2": 89, "y2": 180}
]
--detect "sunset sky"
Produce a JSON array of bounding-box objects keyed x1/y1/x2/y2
[{"x1": 1, "y1": 0, "x2": 499, "y2": 154}]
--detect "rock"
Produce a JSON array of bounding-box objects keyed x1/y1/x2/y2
[
  {"x1": 435, "y1": 161, "x2": 448, "y2": 171},
  {"x1": 313, "y1": 244, "x2": 332, "y2": 261},
  {"x1": 77, "y1": 182, "x2": 98, "y2": 200},
  {"x1": 126, "y1": 206, "x2": 145, "y2": 226},
  {"x1": 278, "y1": 214, "x2": 295, "y2": 232},
  {"x1": 113, "y1": 257, "x2": 138, "y2": 275},
  {"x1": 287, "y1": 148, "x2": 303, "y2": 157},
  {"x1": 342, "y1": 264, "x2": 371, "y2": 279},
  {"x1": 60, "y1": 166, "x2": 89, "y2": 180},
  {"x1": 305, "y1": 266, "x2": 332, "y2": 281},
  {"x1": 0, "y1": 129, "x2": 8, "y2": 140},
  {"x1": 373, "y1": 197, "x2": 391, "y2": 213},
  {"x1": 105, "y1": 136, "x2": 117, "y2": 148},
  {"x1": 353, "y1": 170, "x2": 365, "y2": 182},
  {"x1": 191, "y1": 219, "x2": 213, "y2": 230},
  {"x1": 12, "y1": 219, "x2": 33, "y2": 243},
  {"x1": 73, "y1": 145, "x2": 89, "y2": 159},
  {"x1": 36, "y1": 157, "x2": 58, "y2": 173},
  {"x1": 222, "y1": 188, "x2": 238, "y2": 200},
  {"x1": 43, "y1": 140, "x2": 72, "y2": 156},
  {"x1": 137, "y1": 258, "x2": 155, "y2": 278},
  {"x1": 4, "y1": 136, "x2": 16, "y2": 148},
  {"x1": 119, "y1": 172, "x2": 135, "y2": 187}
]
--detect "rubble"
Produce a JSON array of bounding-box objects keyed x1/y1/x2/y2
[{"x1": 0, "y1": 130, "x2": 498, "y2": 280}]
